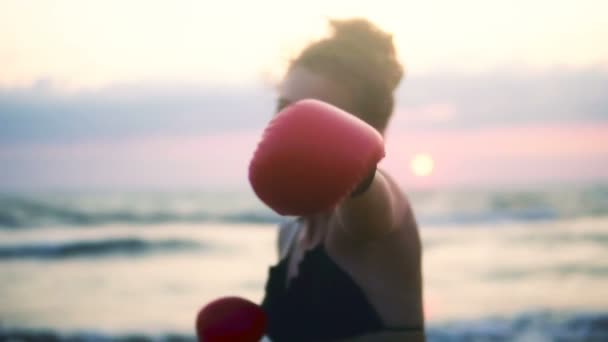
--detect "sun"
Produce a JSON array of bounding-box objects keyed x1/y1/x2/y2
[{"x1": 410, "y1": 153, "x2": 434, "y2": 177}]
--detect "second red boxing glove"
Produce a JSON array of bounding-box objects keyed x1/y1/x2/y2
[{"x1": 196, "y1": 297, "x2": 267, "y2": 342}]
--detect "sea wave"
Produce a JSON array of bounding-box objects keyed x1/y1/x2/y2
[
  {"x1": 0, "y1": 185, "x2": 606, "y2": 228},
  {"x1": 428, "y1": 311, "x2": 608, "y2": 341},
  {"x1": 0, "y1": 328, "x2": 194, "y2": 342},
  {"x1": 484, "y1": 265, "x2": 608, "y2": 281},
  {"x1": 0, "y1": 195, "x2": 281, "y2": 228},
  {"x1": 1, "y1": 311, "x2": 606, "y2": 341},
  {"x1": 0, "y1": 237, "x2": 203, "y2": 259}
]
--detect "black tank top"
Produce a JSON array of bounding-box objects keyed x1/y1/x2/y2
[{"x1": 261, "y1": 244, "x2": 384, "y2": 341}]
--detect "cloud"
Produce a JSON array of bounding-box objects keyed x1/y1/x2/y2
[
  {"x1": 393, "y1": 66, "x2": 608, "y2": 129},
  {"x1": 0, "y1": 81, "x2": 275, "y2": 144},
  {"x1": 0, "y1": 67, "x2": 607, "y2": 146}
]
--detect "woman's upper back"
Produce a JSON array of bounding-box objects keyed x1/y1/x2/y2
[{"x1": 265, "y1": 171, "x2": 424, "y2": 339}]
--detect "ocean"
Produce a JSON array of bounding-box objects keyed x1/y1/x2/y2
[{"x1": 0, "y1": 185, "x2": 607, "y2": 341}]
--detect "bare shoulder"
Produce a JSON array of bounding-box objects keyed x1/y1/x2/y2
[
  {"x1": 328, "y1": 169, "x2": 419, "y2": 249},
  {"x1": 378, "y1": 169, "x2": 409, "y2": 209},
  {"x1": 377, "y1": 169, "x2": 418, "y2": 234}
]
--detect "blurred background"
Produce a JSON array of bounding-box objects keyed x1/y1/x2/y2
[{"x1": 1, "y1": 0, "x2": 607, "y2": 340}]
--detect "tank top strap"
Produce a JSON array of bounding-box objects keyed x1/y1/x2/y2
[{"x1": 278, "y1": 218, "x2": 303, "y2": 260}]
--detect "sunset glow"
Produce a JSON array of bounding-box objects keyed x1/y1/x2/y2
[{"x1": 410, "y1": 153, "x2": 435, "y2": 177}]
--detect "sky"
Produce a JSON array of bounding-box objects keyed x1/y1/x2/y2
[{"x1": 1, "y1": 0, "x2": 607, "y2": 190}]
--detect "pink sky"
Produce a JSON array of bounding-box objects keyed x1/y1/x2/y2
[
  {"x1": 383, "y1": 122, "x2": 608, "y2": 189},
  {"x1": 2, "y1": 122, "x2": 606, "y2": 190}
]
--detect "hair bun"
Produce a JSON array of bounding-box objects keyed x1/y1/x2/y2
[
  {"x1": 329, "y1": 19, "x2": 403, "y2": 90},
  {"x1": 330, "y1": 19, "x2": 394, "y2": 55}
]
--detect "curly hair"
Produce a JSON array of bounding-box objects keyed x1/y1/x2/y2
[{"x1": 289, "y1": 18, "x2": 404, "y2": 133}]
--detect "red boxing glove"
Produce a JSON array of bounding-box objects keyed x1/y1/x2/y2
[
  {"x1": 196, "y1": 297, "x2": 267, "y2": 342},
  {"x1": 249, "y1": 99, "x2": 385, "y2": 216}
]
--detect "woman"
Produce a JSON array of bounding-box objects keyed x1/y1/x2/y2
[{"x1": 261, "y1": 18, "x2": 424, "y2": 342}]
